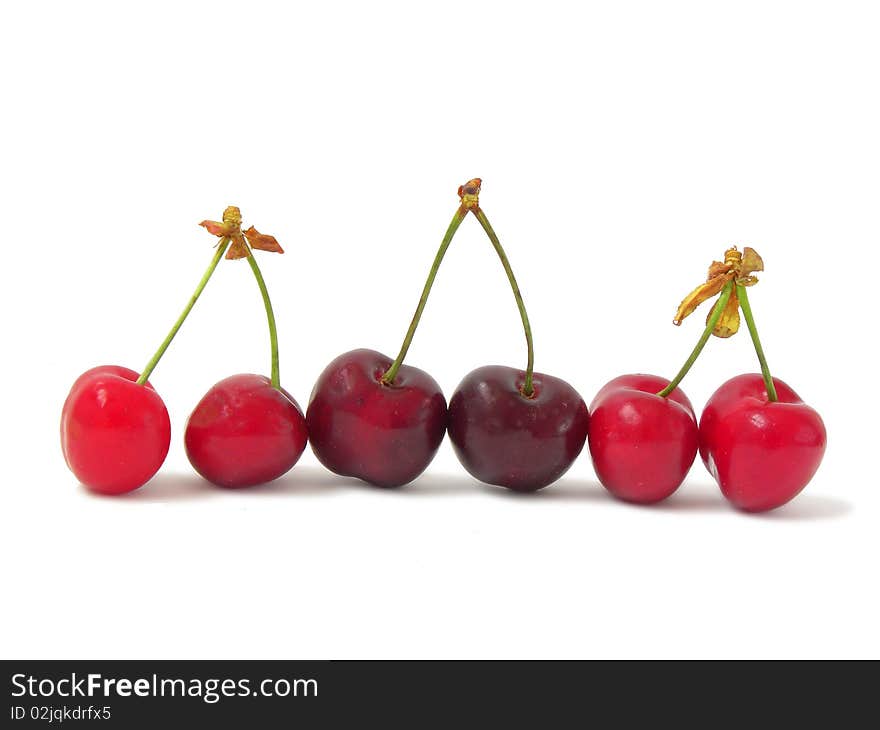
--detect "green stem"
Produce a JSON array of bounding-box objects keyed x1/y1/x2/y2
[
  {"x1": 137, "y1": 238, "x2": 230, "y2": 385},
  {"x1": 473, "y1": 208, "x2": 535, "y2": 397},
  {"x1": 247, "y1": 251, "x2": 281, "y2": 389},
  {"x1": 736, "y1": 284, "x2": 778, "y2": 402},
  {"x1": 657, "y1": 280, "x2": 734, "y2": 398},
  {"x1": 382, "y1": 206, "x2": 468, "y2": 385}
]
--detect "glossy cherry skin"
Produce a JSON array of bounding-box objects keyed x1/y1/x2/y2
[
  {"x1": 588, "y1": 374, "x2": 698, "y2": 504},
  {"x1": 306, "y1": 348, "x2": 447, "y2": 488},
  {"x1": 184, "y1": 374, "x2": 308, "y2": 488},
  {"x1": 699, "y1": 373, "x2": 826, "y2": 513},
  {"x1": 447, "y1": 365, "x2": 589, "y2": 492},
  {"x1": 61, "y1": 365, "x2": 171, "y2": 495}
]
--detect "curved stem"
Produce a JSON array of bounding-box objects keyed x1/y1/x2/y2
[
  {"x1": 247, "y1": 251, "x2": 281, "y2": 389},
  {"x1": 657, "y1": 280, "x2": 734, "y2": 398},
  {"x1": 736, "y1": 284, "x2": 778, "y2": 402},
  {"x1": 382, "y1": 206, "x2": 468, "y2": 385},
  {"x1": 137, "y1": 238, "x2": 230, "y2": 385},
  {"x1": 473, "y1": 208, "x2": 535, "y2": 396}
]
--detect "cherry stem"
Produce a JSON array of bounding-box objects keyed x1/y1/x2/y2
[
  {"x1": 247, "y1": 250, "x2": 281, "y2": 390},
  {"x1": 473, "y1": 208, "x2": 535, "y2": 397},
  {"x1": 382, "y1": 206, "x2": 469, "y2": 385},
  {"x1": 657, "y1": 280, "x2": 734, "y2": 398},
  {"x1": 136, "y1": 237, "x2": 230, "y2": 386},
  {"x1": 736, "y1": 283, "x2": 778, "y2": 402}
]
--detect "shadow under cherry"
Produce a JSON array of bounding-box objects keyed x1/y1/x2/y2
[{"x1": 80, "y1": 466, "x2": 853, "y2": 521}]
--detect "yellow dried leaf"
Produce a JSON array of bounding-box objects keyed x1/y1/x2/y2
[
  {"x1": 707, "y1": 260, "x2": 730, "y2": 279},
  {"x1": 673, "y1": 275, "x2": 728, "y2": 325},
  {"x1": 740, "y1": 247, "x2": 764, "y2": 277},
  {"x1": 710, "y1": 287, "x2": 740, "y2": 338}
]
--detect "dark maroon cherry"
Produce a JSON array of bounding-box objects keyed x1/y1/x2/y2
[
  {"x1": 447, "y1": 366, "x2": 589, "y2": 492},
  {"x1": 443, "y1": 180, "x2": 588, "y2": 492},
  {"x1": 305, "y1": 183, "x2": 478, "y2": 488},
  {"x1": 307, "y1": 349, "x2": 447, "y2": 488}
]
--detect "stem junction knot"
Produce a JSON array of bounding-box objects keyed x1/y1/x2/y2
[{"x1": 458, "y1": 178, "x2": 482, "y2": 211}]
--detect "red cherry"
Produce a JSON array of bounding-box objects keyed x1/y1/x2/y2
[
  {"x1": 184, "y1": 374, "x2": 308, "y2": 488},
  {"x1": 306, "y1": 349, "x2": 447, "y2": 488},
  {"x1": 60, "y1": 365, "x2": 171, "y2": 495},
  {"x1": 447, "y1": 365, "x2": 589, "y2": 492},
  {"x1": 588, "y1": 374, "x2": 698, "y2": 503},
  {"x1": 699, "y1": 373, "x2": 826, "y2": 512}
]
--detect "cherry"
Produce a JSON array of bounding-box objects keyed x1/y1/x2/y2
[
  {"x1": 443, "y1": 180, "x2": 588, "y2": 491},
  {"x1": 185, "y1": 374, "x2": 308, "y2": 488},
  {"x1": 699, "y1": 374, "x2": 826, "y2": 512},
  {"x1": 587, "y1": 374, "x2": 697, "y2": 503},
  {"x1": 62, "y1": 209, "x2": 230, "y2": 494},
  {"x1": 61, "y1": 365, "x2": 171, "y2": 495},
  {"x1": 306, "y1": 183, "x2": 478, "y2": 488},
  {"x1": 61, "y1": 214, "x2": 233, "y2": 495},
  {"x1": 307, "y1": 349, "x2": 447, "y2": 488},
  {"x1": 184, "y1": 207, "x2": 307, "y2": 488},
  {"x1": 448, "y1": 366, "x2": 588, "y2": 492}
]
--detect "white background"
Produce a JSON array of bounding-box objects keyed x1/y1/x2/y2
[{"x1": 2, "y1": 1, "x2": 877, "y2": 659}]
